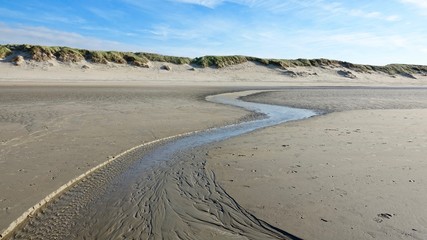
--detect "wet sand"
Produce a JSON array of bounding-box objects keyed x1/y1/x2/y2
[
  {"x1": 0, "y1": 85, "x2": 251, "y2": 234},
  {"x1": 2, "y1": 90, "x2": 308, "y2": 240},
  {"x1": 207, "y1": 88, "x2": 427, "y2": 240},
  {"x1": 4, "y1": 87, "x2": 427, "y2": 240}
]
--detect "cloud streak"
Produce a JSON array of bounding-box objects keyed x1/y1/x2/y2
[
  {"x1": 86, "y1": 8, "x2": 125, "y2": 21},
  {"x1": 0, "y1": 23, "x2": 137, "y2": 51},
  {"x1": 172, "y1": 0, "x2": 400, "y2": 22},
  {"x1": 172, "y1": 0, "x2": 224, "y2": 8},
  {"x1": 400, "y1": 0, "x2": 427, "y2": 10}
]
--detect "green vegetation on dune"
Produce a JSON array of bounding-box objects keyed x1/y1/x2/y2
[
  {"x1": 28, "y1": 45, "x2": 61, "y2": 61},
  {"x1": 122, "y1": 53, "x2": 150, "y2": 67},
  {"x1": 188, "y1": 56, "x2": 352, "y2": 69},
  {"x1": 191, "y1": 55, "x2": 248, "y2": 68},
  {"x1": 138, "y1": 52, "x2": 191, "y2": 65},
  {"x1": 2, "y1": 45, "x2": 151, "y2": 66},
  {"x1": 381, "y1": 64, "x2": 427, "y2": 76},
  {"x1": 188, "y1": 55, "x2": 292, "y2": 68},
  {"x1": 0, "y1": 46, "x2": 12, "y2": 59},
  {"x1": 250, "y1": 57, "x2": 427, "y2": 76},
  {"x1": 86, "y1": 51, "x2": 152, "y2": 66},
  {"x1": 56, "y1": 47, "x2": 85, "y2": 62},
  {"x1": 4, "y1": 45, "x2": 85, "y2": 62},
  {"x1": 1, "y1": 44, "x2": 426, "y2": 77},
  {"x1": 88, "y1": 51, "x2": 126, "y2": 64}
]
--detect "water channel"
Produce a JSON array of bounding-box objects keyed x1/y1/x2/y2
[{"x1": 6, "y1": 90, "x2": 316, "y2": 240}]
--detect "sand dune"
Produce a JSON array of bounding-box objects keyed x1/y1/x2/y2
[{"x1": 1, "y1": 58, "x2": 427, "y2": 87}]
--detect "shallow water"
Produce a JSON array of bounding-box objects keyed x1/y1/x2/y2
[
  {"x1": 6, "y1": 90, "x2": 316, "y2": 240},
  {"x1": 131, "y1": 91, "x2": 315, "y2": 169}
]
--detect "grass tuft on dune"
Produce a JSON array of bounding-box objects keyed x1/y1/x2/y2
[
  {"x1": 0, "y1": 46, "x2": 12, "y2": 59},
  {"x1": 138, "y1": 52, "x2": 191, "y2": 65},
  {"x1": 191, "y1": 55, "x2": 248, "y2": 68}
]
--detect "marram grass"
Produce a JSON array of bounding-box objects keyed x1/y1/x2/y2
[{"x1": 1, "y1": 44, "x2": 426, "y2": 77}]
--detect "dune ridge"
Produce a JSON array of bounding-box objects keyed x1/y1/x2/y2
[{"x1": 1, "y1": 44, "x2": 427, "y2": 79}]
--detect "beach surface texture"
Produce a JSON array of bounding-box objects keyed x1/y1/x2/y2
[{"x1": 1, "y1": 52, "x2": 427, "y2": 239}]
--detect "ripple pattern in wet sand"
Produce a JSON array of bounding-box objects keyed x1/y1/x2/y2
[{"x1": 4, "y1": 91, "x2": 313, "y2": 240}]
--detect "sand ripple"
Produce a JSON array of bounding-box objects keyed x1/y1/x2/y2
[
  {"x1": 8, "y1": 144, "x2": 297, "y2": 240},
  {"x1": 4, "y1": 91, "x2": 306, "y2": 240}
]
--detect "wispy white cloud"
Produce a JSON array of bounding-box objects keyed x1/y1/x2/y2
[
  {"x1": 295, "y1": 1, "x2": 400, "y2": 22},
  {"x1": 144, "y1": 17, "x2": 236, "y2": 41},
  {"x1": 172, "y1": 0, "x2": 224, "y2": 8},
  {"x1": 0, "y1": 7, "x2": 86, "y2": 24},
  {"x1": 400, "y1": 0, "x2": 427, "y2": 10},
  {"x1": 301, "y1": 31, "x2": 408, "y2": 49},
  {"x1": 348, "y1": 9, "x2": 400, "y2": 22},
  {"x1": 39, "y1": 14, "x2": 86, "y2": 24},
  {"x1": 171, "y1": 0, "x2": 400, "y2": 21},
  {"x1": 87, "y1": 8, "x2": 125, "y2": 21},
  {"x1": 79, "y1": 25, "x2": 139, "y2": 37},
  {"x1": 234, "y1": 27, "x2": 410, "y2": 53},
  {"x1": 172, "y1": 0, "x2": 305, "y2": 10},
  {"x1": 0, "y1": 23, "x2": 138, "y2": 51},
  {"x1": 0, "y1": 7, "x2": 26, "y2": 19},
  {"x1": 400, "y1": 0, "x2": 427, "y2": 15}
]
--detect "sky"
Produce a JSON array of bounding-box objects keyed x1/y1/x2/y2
[{"x1": 0, "y1": 0, "x2": 426, "y2": 65}]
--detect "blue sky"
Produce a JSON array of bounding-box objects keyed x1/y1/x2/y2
[{"x1": 0, "y1": 0, "x2": 426, "y2": 65}]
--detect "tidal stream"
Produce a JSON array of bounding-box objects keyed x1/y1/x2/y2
[{"x1": 5, "y1": 90, "x2": 316, "y2": 240}]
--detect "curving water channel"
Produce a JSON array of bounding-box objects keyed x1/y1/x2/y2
[{"x1": 5, "y1": 90, "x2": 316, "y2": 240}]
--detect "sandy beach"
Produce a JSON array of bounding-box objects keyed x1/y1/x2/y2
[
  {"x1": 1, "y1": 60, "x2": 427, "y2": 239},
  {"x1": 2, "y1": 0, "x2": 427, "y2": 237},
  {"x1": 208, "y1": 89, "x2": 427, "y2": 240},
  {"x1": 1, "y1": 59, "x2": 427, "y2": 87},
  {"x1": 0, "y1": 85, "x2": 250, "y2": 233}
]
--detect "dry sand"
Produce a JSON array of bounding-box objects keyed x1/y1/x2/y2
[
  {"x1": 1, "y1": 60, "x2": 427, "y2": 239},
  {"x1": 1, "y1": 60, "x2": 427, "y2": 86},
  {"x1": 207, "y1": 89, "x2": 427, "y2": 240}
]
